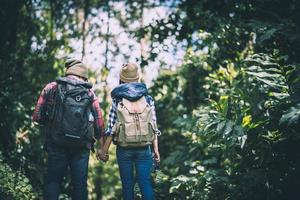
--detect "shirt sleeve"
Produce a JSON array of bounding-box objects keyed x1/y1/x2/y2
[
  {"x1": 146, "y1": 95, "x2": 161, "y2": 135},
  {"x1": 90, "y1": 90, "x2": 105, "y2": 139},
  {"x1": 105, "y1": 98, "x2": 118, "y2": 136},
  {"x1": 32, "y1": 82, "x2": 57, "y2": 124}
]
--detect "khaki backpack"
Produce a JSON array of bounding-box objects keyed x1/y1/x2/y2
[{"x1": 112, "y1": 96, "x2": 156, "y2": 147}]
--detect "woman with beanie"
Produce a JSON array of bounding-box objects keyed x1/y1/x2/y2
[{"x1": 98, "y1": 63, "x2": 160, "y2": 200}]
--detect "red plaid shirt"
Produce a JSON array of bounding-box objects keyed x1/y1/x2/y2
[{"x1": 32, "y1": 77, "x2": 105, "y2": 139}]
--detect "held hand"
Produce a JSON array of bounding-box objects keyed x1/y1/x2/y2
[
  {"x1": 96, "y1": 149, "x2": 109, "y2": 162},
  {"x1": 96, "y1": 149, "x2": 102, "y2": 160},
  {"x1": 102, "y1": 154, "x2": 109, "y2": 162},
  {"x1": 100, "y1": 151, "x2": 109, "y2": 162}
]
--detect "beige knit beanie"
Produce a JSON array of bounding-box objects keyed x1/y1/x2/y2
[
  {"x1": 65, "y1": 58, "x2": 88, "y2": 79},
  {"x1": 120, "y1": 63, "x2": 140, "y2": 83}
]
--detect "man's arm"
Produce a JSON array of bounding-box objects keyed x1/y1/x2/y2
[
  {"x1": 90, "y1": 90, "x2": 105, "y2": 146},
  {"x1": 32, "y1": 82, "x2": 57, "y2": 124}
]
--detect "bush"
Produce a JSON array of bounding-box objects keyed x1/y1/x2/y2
[{"x1": 0, "y1": 152, "x2": 37, "y2": 199}]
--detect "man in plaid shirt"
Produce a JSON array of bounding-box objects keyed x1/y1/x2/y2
[
  {"x1": 32, "y1": 58, "x2": 105, "y2": 200},
  {"x1": 32, "y1": 78, "x2": 105, "y2": 143}
]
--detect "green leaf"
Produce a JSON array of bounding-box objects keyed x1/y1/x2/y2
[{"x1": 279, "y1": 104, "x2": 300, "y2": 127}]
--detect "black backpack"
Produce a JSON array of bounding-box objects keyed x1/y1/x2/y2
[{"x1": 48, "y1": 77, "x2": 93, "y2": 148}]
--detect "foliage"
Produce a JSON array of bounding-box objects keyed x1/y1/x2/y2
[
  {"x1": 145, "y1": 0, "x2": 300, "y2": 199},
  {"x1": 1, "y1": 0, "x2": 300, "y2": 199},
  {"x1": 151, "y1": 51, "x2": 300, "y2": 199},
  {"x1": 0, "y1": 152, "x2": 36, "y2": 199}
]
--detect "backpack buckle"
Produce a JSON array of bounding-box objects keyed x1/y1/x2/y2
[{"x1": 75, "y1": 95, "x2": 82, "y2": 102}]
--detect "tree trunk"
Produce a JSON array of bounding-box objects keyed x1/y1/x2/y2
[
  {"x1": 140, "y1": 0, "x2": 146, "y2": 73},
  {"x1": 50, "y1": 0, "x2": 54, "y2": 41},
  {"x1": 100, "y1": 0, "x2": 111, "y2": 118},
  {"x1": 81, "y1": 0, "x2": 89, "y2": 60}
]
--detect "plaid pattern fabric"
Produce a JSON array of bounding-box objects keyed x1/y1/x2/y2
[
  {"x1": 32, "y1": 78, "x2": 105, "y2": 139},
  {"x1": 105, "y1": 95, "x2": 160, "y2": 136},
  {"x1": 32, "y1": 82, "x2": 57, "y2": 123},
  {"x1": 89, "y1": 90, "x2": 105, "y2": 138}
]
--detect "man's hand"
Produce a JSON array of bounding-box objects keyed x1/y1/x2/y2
[{"x1": 96, "y1": 149, "x2": 109, "y2": 162}]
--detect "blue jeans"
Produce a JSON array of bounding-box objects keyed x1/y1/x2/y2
[
  {"x1": 44, "y1": 144, "x2": 90, "y2": 200},
  {"x1": 117, "y1": 146, "x2": 154, "y2": 200}
]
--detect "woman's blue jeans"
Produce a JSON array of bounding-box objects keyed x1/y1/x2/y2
[
  {"x1": 117, "y1": 146, "x2": 154, "y2": 200},
  {"x1": 44, "y1": 144, "x2": 90, "y2": 200}
]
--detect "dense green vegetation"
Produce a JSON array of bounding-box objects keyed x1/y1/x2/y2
[{"x1": 1, "y1": 0, "x2": 300, "y2": 199}]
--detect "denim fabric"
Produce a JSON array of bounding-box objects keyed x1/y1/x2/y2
[
  {"x1": 117, "y1": 146, "x2": 154, "y2": 200},
  {"x1": 44, "y1": 144, "x2": 90, "y2": 200}
]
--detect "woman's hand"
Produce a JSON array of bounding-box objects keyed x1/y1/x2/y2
[
  {"x1": 153, "y1": 149, "x2": 160, "y2": 163},
  {"x1": 97, "y1": 136, "x2": 113, "y2": 162}
]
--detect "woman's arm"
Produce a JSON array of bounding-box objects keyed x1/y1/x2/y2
[
  {"x1": 152, "y1": 134, "x2": 160, "y2": 162},
  {"x1": 147, "y1": 95, "x2": 161, "y2": 162},
  {"x1": 97, "y1": 99, "x2": 117, "y2": 162},
  {"x1": 100, "y1": 135, "x2": 113, "y2": 161}
]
